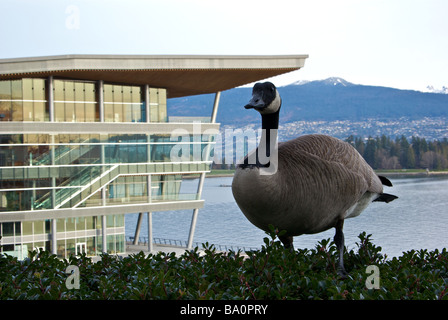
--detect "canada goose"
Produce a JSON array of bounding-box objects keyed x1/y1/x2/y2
[{"x1": 231, "y1": 82, "x2": 398, "y2": 275}]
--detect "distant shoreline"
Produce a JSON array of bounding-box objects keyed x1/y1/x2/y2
[
  {"x1": 198, "y1": 169, "x2": 448, "y2": 178},
  {"x1": 375, "y1": 170, "x2": 448, "y2": 177},
  {"x1": 206, "y1": 174, "x2": 235, "y2": 178}
]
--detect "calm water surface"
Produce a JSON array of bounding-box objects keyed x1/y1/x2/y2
[{"x1": 126, "y1": 175, "x2": 448, "y2": 257}]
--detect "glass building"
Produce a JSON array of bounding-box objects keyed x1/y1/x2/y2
[{"x1": 0, "y1": 54, "x2": 307, "y2": 259}]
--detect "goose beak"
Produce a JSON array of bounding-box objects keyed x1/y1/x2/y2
[{"x1": 244, "y1": 92, "x2": 266, "y2": 110}]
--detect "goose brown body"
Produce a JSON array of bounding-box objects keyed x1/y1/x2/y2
[{"x1": 232, "y1": 134, "x2": 383, "y2": 237}]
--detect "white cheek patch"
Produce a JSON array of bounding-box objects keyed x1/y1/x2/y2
[{"x1": 259, "y1": 90, "x2": 281, "y2": 115}]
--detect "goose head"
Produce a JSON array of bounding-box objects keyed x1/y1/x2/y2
[
  {"x1": 244, "y1": 82, "x2": 281, "y2": 115},
  {"x1": 242, "y1": 82, "x2": 280, "y2": 175}
]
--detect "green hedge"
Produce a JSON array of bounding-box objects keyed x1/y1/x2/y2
[{"x1": 1, "y1": 230, "x2": 448, "y2": 300}]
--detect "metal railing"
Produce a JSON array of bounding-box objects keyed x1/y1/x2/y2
[{"x1": 126, "y1": 236, "x2": 258, "y2": 252}]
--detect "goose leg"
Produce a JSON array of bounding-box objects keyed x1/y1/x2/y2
[
  {"x1": 334, "y1": 219, "x2": 347, "y2": 276},
  {"x1": 279, "y1": 235, "x2": 294, "y2": 251}
]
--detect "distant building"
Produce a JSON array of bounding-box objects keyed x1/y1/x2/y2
[{"x1": 0, "y1": 54, "x2": 307, "y2": 259}]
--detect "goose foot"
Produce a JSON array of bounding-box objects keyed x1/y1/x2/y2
[
  {"x1": 337, "y1": 266, "x2": 348, "y2": 279},
  {"x1": 279, "y1": 235, "x2": 294, "y2": 252}
]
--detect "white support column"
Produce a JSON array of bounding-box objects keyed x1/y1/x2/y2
[
  {"x1": 101, "y1": 187, "x2": 107, "y2": 206},
  {"x1": 99, "y1": 103, "x2": 107, "y2": 253},
  {"x1": 102, "y1": 215, "x2": 107, "y2": 253},
  {"x1": 147, "y1": 212, "x2": 153, "y2": 252},
  {"x1": 47, "y1": 76, "x2": 54, "y2": 122},
  {"x1": 144, "y1": 84, "x2": 150, "y2": 123},
  {"x1": 50, "y1": 134, "x2": 56, "y2": 208},
  {"x1": 98, "y1": 80, "x2": 104, "y2": 122},
  {"x1": 48, "y1": 84, "x2": 57, "y2": 256},
  {"x1": 211, "y1": 91, "x2": 221, "y2": 123},
  {"x1": 51, "y1": 219, "x2": 57, "y2": 255}
]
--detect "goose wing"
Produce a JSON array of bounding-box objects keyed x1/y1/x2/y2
[{"x1": 279, "y1": 134, "x2": 383, "y2": 194}]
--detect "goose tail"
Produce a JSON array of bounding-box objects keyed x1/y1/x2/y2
[
  {"x1": 378, "y1": 175, "x2": 393, "y2": 187},
  {"x1": 375, "y1": 175, "x2": 398, "y2": 202},
  {"x1": 374, "y1": 193, "x2": 398, "y2": 203}
]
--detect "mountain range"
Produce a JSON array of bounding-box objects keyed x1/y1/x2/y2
[{"x1": 167, "y1": 77, "x2": 448, "y2": 139}]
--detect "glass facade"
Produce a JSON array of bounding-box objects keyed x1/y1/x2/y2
[
  {"x1": 0, "y1": 77, "x2": 214, "y2": 259},
  {"x1": 148, "y1": 87, "x2": 167, "y2": 122},
  {"x1": 54, "y1": 80, "x2": 97, "y2": 122},
  {"x1": 0, "y1": 78, "x2": 47, "y2": 121},
  {"x1": 0, "y1": 133, "x2": 210, "y2": 211},
  {"x1": 0, "y1": 79, "x2": 168, "y2": 123},
  {"x1": 104, "y1": 84, "x2": 144, "y2": 122}
]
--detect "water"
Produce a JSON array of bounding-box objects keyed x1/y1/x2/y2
[{"x1": 126, "y1": 175, "x2": 448, "y2": 257}]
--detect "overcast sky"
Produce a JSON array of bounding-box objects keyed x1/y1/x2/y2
[{"x1": 1, "y1": 0, "x2": 447, "y2": 91}]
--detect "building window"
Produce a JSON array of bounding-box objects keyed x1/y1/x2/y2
[
  {"x1": 104, "y1": 134, "x2": 148, "y2": 163},
  {"x1": 54, "y1": 80, "x2": 98, "y2": 122},
  {"x1": 106, "y1": 234, "x2": 125, "y2": 254},
  {"x1": 1, "y1": 222, "x2": 14, "y2": 236},
  {"x1": 148, "y1": 88, "x2": 167, "y2": 122},
  {"x1": 104, "y1": 84, "x2": 144, "y2": 122},
  {"x1": 0, "y1": 79, "x2": 47, "y2": 121},
  {"x1": 107, "y1": 176, "x2": 148, "y2": 205},
  {"x1": 1, "y1": 79, "x2": 168, "y2": 123},
  {"x1": 0, "y1": 134, "x2": 51, "y2": 167}
]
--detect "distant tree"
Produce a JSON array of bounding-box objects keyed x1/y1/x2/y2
[
  {"x1": 354, "y1": 137, "x2": 365, "y2": 156},
  {"x1": 345, "y1": 135, "x2": 355, "y2": 146},
  {"x1": 346, "y1": 135, "x2": 447, "y2": 170},
  {"x1": 386, "y1": 156, "x2": 401, "y2": 170},
  {"x1": 421, "y1": 151, "x2": 437, "y2": 170},
  {"x1": 364, "y1": 137, "x2": 377, "y2": 168},
  {"x1": 406, "y1": 146, "x2": 416, "y2": 169},
  {"x1": 386, "y1": 138, "x2": 396, "y2": 159}
]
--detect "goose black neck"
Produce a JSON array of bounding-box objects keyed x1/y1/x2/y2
[
  {"x1": 238, "y1": 110, "x2": 280, "y2": 169},
  {"x1": 260, "y1": 110, "x2": 279, "y2": 161},
  {"x1": 261, "y1": 110, "x2": 280, "y2": 130}
]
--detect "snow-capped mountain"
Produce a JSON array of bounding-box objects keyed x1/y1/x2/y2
[
  {"x1": 290, "y1": 77, "x2": 448, "y2": 94},
  {"x1": 424, "y1": 85, "x2": 448, "y2": 94},
  {"x1": 288, "y1": 77, "x2": 353, "y2": 87},
  {"x1": 288, "y1": 79, "x2": 310, "y2": 86},
  {"x1": 319, "y1": 77, "x2": 353, "y2": 87}
]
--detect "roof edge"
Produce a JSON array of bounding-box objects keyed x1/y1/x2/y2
[
  {"x1": 0, "y1": 54, "x2": 308, "y2": 74},
  {"x1": 0, "y1": 54, "x2": 309, "y2": 64},
  {"x1": 0, "y1": 54, "x2": 308, "y2": 98}
]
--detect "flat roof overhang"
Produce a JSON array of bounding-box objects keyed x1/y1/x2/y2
[{"x1": 0, "y1": 54, "x2": 308, "y2": 98}]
